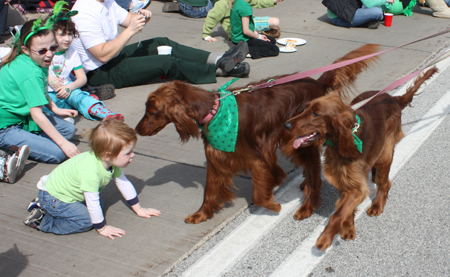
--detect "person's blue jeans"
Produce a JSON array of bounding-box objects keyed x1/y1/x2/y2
[
  {"x1": 0, "y1": 114, "x2": 76, "y2": 163},
  {"x1": 44, "y1": 85, "x2": 103, "y2": 120},
  {"x1": 445, "y1": 0, "x2": 450, "y2": 6},
  {"x1": 38, "y1": 190, "x2": 94, "y2": 235},
  {"x1": 115, "y1": 0, "x2": 132, "y2": 10},
  {"x1": 179, "y1": 0, "x2": 214, "y2": 18},
  {"x1": 330, "y1": 6, "x2": 384, "y2": 27}
]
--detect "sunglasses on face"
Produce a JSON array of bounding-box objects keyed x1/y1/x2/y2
[{"x1": 30, "y1": 44, "x2": 59, "y2": 55}]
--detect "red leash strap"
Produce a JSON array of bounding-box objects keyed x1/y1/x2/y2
[
  {"x1": 247, "y1": 28, "x2": 450, "y2": 92},
  {"x1": 351, "y1": 49, "x2": 450, "y2": 110}
]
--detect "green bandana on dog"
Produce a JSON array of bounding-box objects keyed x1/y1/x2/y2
[{"x1": 200, "y1": 79, "x2": 239, "y2": 152}]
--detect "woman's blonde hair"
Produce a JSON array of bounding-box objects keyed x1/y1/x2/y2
[{"x1": 89, "y1": 118, "x2": 137, "y2": 160}]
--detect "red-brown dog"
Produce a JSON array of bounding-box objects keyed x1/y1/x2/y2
[
  {"x1": 285, "y1": 67, "x2": 438, "y2": 250},
  {"x1": 135, "y1": 44, "x2": 379, "y2": 224}
]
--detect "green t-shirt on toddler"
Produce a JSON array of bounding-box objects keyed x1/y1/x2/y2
[{"x1": 45, "y1": 151, "x2": 122, "y2": 203}]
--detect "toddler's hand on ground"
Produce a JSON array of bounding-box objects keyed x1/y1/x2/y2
[
  {"x1": 97, "y1": 225, "x2": 126, "y2": 240},
  {"x1": 136, "y1": 207, "x2": 161, "y2": 218}
]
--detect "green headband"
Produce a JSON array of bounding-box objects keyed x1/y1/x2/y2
[{"x1": 23, "y1": 16, "x2": 51, "y2": 46}]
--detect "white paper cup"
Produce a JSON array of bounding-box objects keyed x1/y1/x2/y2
[{"x1": 157, "y1": 46, "x2": 172, "y2": 55}]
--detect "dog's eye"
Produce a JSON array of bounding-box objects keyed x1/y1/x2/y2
[{"x1": 312, "y1": 111, "x2": 319, "y2": 117}]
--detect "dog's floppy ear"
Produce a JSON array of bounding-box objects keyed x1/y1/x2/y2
[
  {"x1": 332, "y1": 109, "x2": 359, "y2": 159},
  {"x1": 164, "y1": 82, "x2": 201, "y2": 142}
]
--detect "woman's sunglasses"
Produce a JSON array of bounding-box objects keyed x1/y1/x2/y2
[{"x1": 30, "y1": 44, "x2": 59, "y2": 55}]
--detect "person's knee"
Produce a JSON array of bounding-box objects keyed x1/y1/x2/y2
[{"x1": 269, "y1": 17, "x2": 280, "y2": 28}]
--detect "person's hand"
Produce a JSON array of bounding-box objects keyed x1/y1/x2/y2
[
  {"x1": 387, "y1": 0, "x2": 395, "y2": 3},
  {"x1": 53, "y1": 107, "x2": 78, "y2": 118},
  {"x1": 139, "y1": 9, "x2": 152, "y2": 23},
  {"x1": 60, "y1": 140, "x2": 80, "y2": 158},
  {"x1": 49, "y1": 76, "x2": 64, "y2": 91},
  {"x1": 127, "y1": 13, "x2": 146, "y2": 35},
  {"x1": 135, "y1": 207, "x2": 161, "y2": 218},
  {"x1": 259, "y1": 34, "x2": 270, "y2": 42},
  {"x1": 205, "y1": 37, "x2": 217, "y2": 42},
  {"x1": 56, "y1": 86, "x2": 71, "y2": 99},
  {"x1": 97, "y1": 225, "x2": 126, "y2": 240},
  {"x1": 274, "y1": 0, "x2": 285, "y2": 3}
]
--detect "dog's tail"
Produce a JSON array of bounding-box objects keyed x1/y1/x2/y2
[
  {"x1": 317, "y1": 44, "x2": 380, "y2": 99},
  {"x1": 394, "y1": 66, "x2": 438, "y2": 110}
]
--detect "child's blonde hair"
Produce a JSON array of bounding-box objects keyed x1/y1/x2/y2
[
  {"x1": 227, "y1": 0, "x2": 235, "y2": 9},
  {"x1": 89, "y1": 118, "x2": 137, "y2": 160}
]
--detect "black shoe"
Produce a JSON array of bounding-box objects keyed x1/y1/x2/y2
[
  {"x1": 82, "y1": 84, "x2": 116, "y2": 100},
  {"x1": 216, "y1": 41, "x2": 248, "y2": 73},
  {"x1": 226, "y1": 62, "x2": 250, "y2": 78},
  {"x1": 361, "y1": 20, "x2": 380, "y2": 29},
  {"x1": 162, "y1": 1, "x2": 180, "y2": 12}
]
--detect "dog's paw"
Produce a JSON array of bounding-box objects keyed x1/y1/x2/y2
[
  {"x1": 367, "y1": 204, "x2": 384, "y2": 217},
  {"x1": 316, "y1": 233, "x2": 333, "y2": 251},
  {"x1": 293, "y1": 205, "x2": 314, "y2": 220},
  {"x1": 266, "y1": 202, "x2": 281, "y2": 213},
  {"x1": 185, "y1": 213, "x2": 208, "y2": 224},
  {"x1": 340, "y1": 225, "x2": 356, "y2": 241}
]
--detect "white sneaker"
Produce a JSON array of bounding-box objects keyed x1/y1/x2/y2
[
  {"x1": 0, "y1": 153, "x2": 18, "y2": 183},
  {"x1": 129, "y1": 0, "x2": 150, "y2": 14},
  {"x1": 62, "y1": 117, "x2": 75, "y2": 124}
]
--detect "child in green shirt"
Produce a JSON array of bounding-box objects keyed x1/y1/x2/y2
[{"x1": 24, "y1": 118, "x2": 161, "y2": 239}]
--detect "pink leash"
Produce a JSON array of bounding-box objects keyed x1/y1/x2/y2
[
  {"x1": 351, "y1": 49, "x2": 450, "y2": 110},
  {"x1": 236, "y1": 28, "x2": 450, "y2": 94}
]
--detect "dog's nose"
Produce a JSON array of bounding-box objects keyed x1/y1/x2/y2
[{"x1": 284, "y1": 122, "x2": 292, "y2": 130}]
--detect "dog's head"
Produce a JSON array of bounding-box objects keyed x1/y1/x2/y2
[
  {"x1": 285, "y1": 94, "x2": 359, "y2": 159},
  {"x1": 135, "y1": 80, "x2": 212, "y2": 142}
]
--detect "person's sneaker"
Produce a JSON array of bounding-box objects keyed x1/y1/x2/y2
[
  {"x1": 226, "y1": 62, "x2": 250, "y2": 78},
  {"x1": 62, "y1": 117, "x2": 76, "y2": 124},
  {"x1": 104, "y1": 114, "x2": 125, "y2": 122},
  {"x1": 162, "y1": 1, "x2": 180, "y2": 12},
  {"x1": 82, "y1": 84, "x2": 116, "y2": 100},
  {"x1": 23, "y1": 208, "x2": 44, "y2": 230},
  {"x1": 27, "y1": 197, "x2": 41, "y2": 212},
  {"x1": 0, "y1": 152, "x2": 18, "y2": 183},
  {"x1": 14, "y1": 145, "x2": 30, "y2": 180},
  {"x1": 130, "y1": 0, "x2": 151, "y2": 14},
  {"x1": 261, "y1": 26, "x2": 281, "y2": 38},
  {"x1": 216, "y1": 41, "x2": 248, "y2": 73}
]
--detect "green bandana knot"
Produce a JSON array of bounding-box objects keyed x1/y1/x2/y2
[{"x1": 326, "y1": 115, "x2": 363, "y2": 153}]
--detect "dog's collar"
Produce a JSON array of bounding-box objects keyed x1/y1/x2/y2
[
  {"x1": 201, "y1": 95, "x2": 220, "y2": 124},
  {"x1": 325, "y1": 115, "x2": 363, "y2": 153}
]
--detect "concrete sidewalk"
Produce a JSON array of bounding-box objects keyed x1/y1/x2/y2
[{"x1": 1, "y1": 1, "x2": 449, "y2": 276}]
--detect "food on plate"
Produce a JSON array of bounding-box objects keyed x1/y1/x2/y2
[{"x1": 285, "y1": 41, "x2": 296, "y2": 51}]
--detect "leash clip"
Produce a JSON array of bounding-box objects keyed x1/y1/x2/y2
[
  {"x1": 232, "y1": 85, "x2": 253, "y2": 95},
  {"x1": 352, "y1": 122, "x2": 360, "y2": 134}
]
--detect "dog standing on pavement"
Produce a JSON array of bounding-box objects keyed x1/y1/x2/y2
[
  {"x1": 135, "y1": 44, "x2": 380, "y2": 224},
  {"x1": 285, "y1": 66, "x2": 438, "y2": 250}
]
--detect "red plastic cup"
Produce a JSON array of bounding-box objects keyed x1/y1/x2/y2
[{"x1": 384, "y1": 13, "x2": 393, "y2": 27}]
